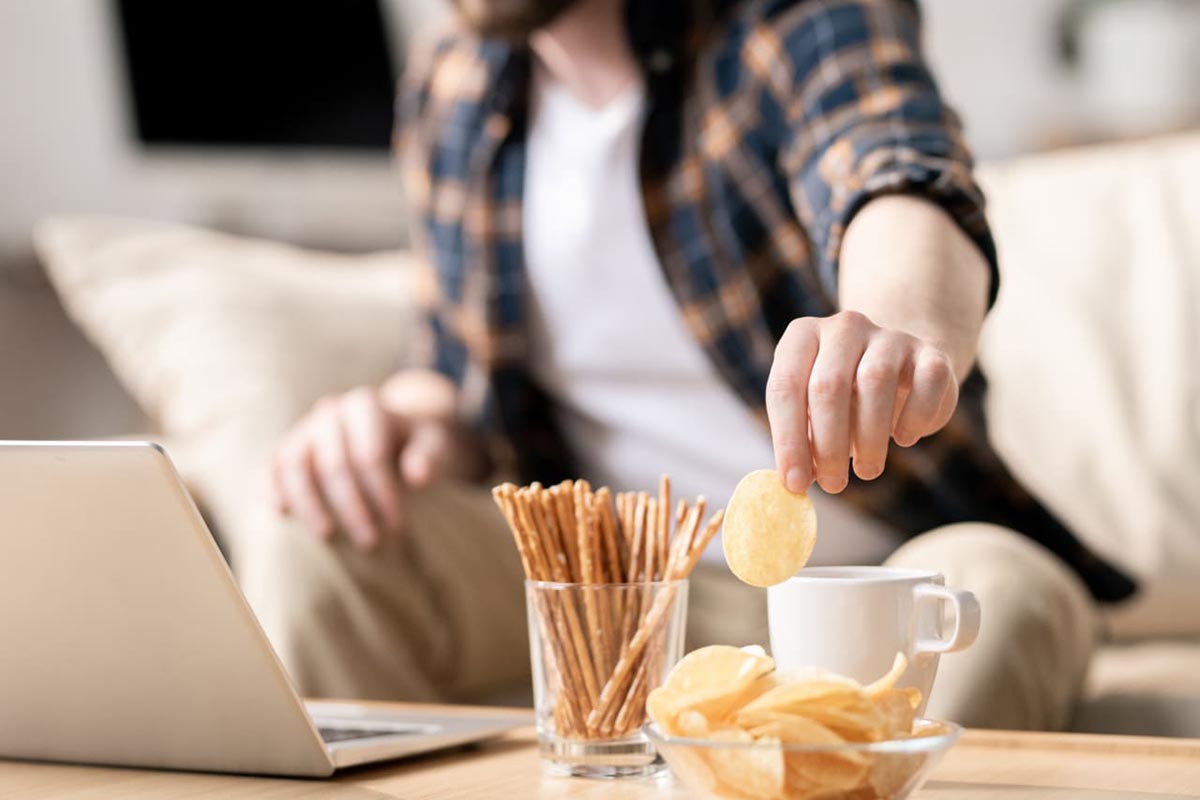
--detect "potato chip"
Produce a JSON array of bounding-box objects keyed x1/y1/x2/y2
[
  {"x1": 742, "y1": 712, "x2": 844, "y2": 746},
  {"x1": 863, "y1": 652, "x2": 908, "y2": 698},
  {"x1": 787, "y1": 749, "x2": 871, "y2": 793},
  {"x1": 676, "y1": 709, "x2": 712, "y2": 738},
  {"x1": 656, "y1": 734, "x2": 721, "y2": 794},
  {"x1": 704, "y1": 728, "x2": 785, "y2": 800},
  {"x1": 722, "y1": 469, "x2": 817, "y2": 587},
  {"x1": 910, "y1": 719, "x2": 953, "y2": 739},
  {"x1": 869, "y1": 750, "x2": 924, "y2": 798},
  {"x1": 647, "y1": 644, "x2": 775, "y2": 733},
  {"x1": 875, "y1": 689, "x2": 919, "y2": 739},
  {"x1": 737, "y1": 681, "x2": 867, "y2": 725}
]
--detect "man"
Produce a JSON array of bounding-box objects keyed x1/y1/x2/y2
[{"x1": 266, "y1": 0, "x2": 1134, "y2": 729}]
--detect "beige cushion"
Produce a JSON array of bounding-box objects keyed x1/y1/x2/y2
[
  {"x1": 33, "y1": 216, "x2": 415, "y2": 563},
  {"x1": 1074, "y1": 640, "x2": 1200, "y2": 737},
  {"x1": 977, "y1": 133, "x2": 1200, "y2": 639}
]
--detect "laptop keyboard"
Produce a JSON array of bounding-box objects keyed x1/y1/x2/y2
[{"x1": 318, "y1": 726, "x2": 420, "y2": 743}]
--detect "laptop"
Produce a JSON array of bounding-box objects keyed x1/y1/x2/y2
[{"x1": 0, "y1": 441, "x2": 528, "y2": 777}]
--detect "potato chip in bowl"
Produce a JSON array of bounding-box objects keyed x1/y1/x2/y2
[{"x1": 646, "y1": 646, "x2": 960, "y2": 799}]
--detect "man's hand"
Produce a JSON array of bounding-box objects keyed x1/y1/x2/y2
[
  {"x1": 766, "y1": 310, "x2": 958, "y2": 495},
  {"x1": 768, "y1": 197, "x2": 992, "y2": 494},
  {"x1": 270, "y1": 370, "x2": 481, "y2": 549}
]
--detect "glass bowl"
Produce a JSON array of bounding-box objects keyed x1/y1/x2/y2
[{"x1": 646, "y1": 718, "x2": 961, "y2": 799}]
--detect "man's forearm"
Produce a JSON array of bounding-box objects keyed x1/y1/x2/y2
[{"x1": 837, "y1": 196, "x2": 992, "y2": 381}]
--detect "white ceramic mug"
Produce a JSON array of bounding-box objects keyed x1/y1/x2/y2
[{"x1": 767, "y1": 566, "x2": 981, "y2": 714}]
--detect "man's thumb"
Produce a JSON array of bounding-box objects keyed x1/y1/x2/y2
[{"x1": 400, "y1": 421, "x2": 450, "y2": 488}]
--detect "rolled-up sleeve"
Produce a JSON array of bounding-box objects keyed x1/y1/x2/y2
[{"x1": 765, "y1": 0, "x2": 999, "y2": 306}]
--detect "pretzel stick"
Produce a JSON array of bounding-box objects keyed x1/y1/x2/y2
[
  {"x1": 614, "y1": 620, "x2": 667, "y2": 735},
  {"x1": 597, "y1": 488, "x2": 626, "y2": 583},
  {"x1": 492, "y1": 485, "x2": 533, "y2": 576},
  {"x1": 494, "y1": 486, "x2": 586, "y2": 735},
  {"x1": 588, "y1": 509, "x2": 725, "y2": 729},
  {"x1": 657, "y1": 476, "x2": 670, "y2": 579},
  {"x1": 528, "y1": 483, "x2": 569, "y2": 577},
  {"x1": 620, "y1": 496, "x2": 648, "y2": 643},
  {"x1": 604, "y1": 495, "x2": 657, "y2": 735},
  {"x1": 668, "y1": 498, "x2": 705, "y2": 577},
  {"x1": 550, "y1": 483, "x2": 581, "y2": 582},
  {"x1": 572, "y1": 482, "x2": 611, "y2": 705},
  {"x1": 595, "y1": 489, "x2": 625, "y2": 662},
  {"x1": 621, "y1": 492, "x2": 637, "y2": 552},
  {"x1": 515, "y1": 489, "x2": 602, "y2": 715},
  {"x1": 627, "y1": 493, "x2": 646, "y2": 583},
  {"x1": 587, "y1": 494, "x2": 618, "y2": 677},
  {"x1": 643, "y1": 498, "x2": 657, "y2": 582}
]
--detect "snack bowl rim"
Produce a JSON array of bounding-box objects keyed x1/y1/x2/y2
[{"x1": 645, "y1": 718, "x2": 961, "y2": 755}]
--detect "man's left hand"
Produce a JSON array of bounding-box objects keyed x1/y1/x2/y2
[{"x1": 766, "y1": 310, "x2": 959, "y2": 494}]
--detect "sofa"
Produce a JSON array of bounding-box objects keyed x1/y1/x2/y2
[{"x1": 32, "y1": 131, "x2": 1200, "y2": 736}]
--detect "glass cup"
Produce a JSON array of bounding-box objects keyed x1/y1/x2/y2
[{"x1": 525, "y1": 579, "x2": 688, "y2": 779}]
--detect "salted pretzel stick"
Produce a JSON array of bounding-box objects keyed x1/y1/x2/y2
[
  {"x1": 595, "y1": 489, "x2": 625, "y2": 664},
  {"x1": 586, "y1": 494, "x2": 618, "y2": 677},
  {"x1": 572, "y1": 482, "x2": 611, "y2": 708},
  {"x1": 627, "y1": 493, "x2": 646, "y2": 583},
  {"x1": 667, "y1": 498, "x2": 705, "y2": 577},
  {"x1": 596, "y1": 488, "x2": 625, "y2": 583},
  {"x1": 549, "y1": 483, "x2": 582, "y2": 582},
  {"x1": 622, "y1": 492, "x2": 637, "y2": 552},
  {"x1": 531, "y1": 485, "x2": 597, "y2": 736},
  {"x1": 494, "y1": 486, "x2": 586, "y2": 734},
  {"x1": 515, "y1": 488, "x2": 602, "y2": 715},
  {"x1": 616, "y1": 496, "x2": 648, "y2": 650},
  {"x1": 536, "y1": 490, "x2": 571, "y2": 579},
  {"x1": 528, "y1": 483, "x2": 568, "y2": 577},
  {"x1": 588, "y1": 509, "x2": 725, "y2": 729},
  {"x1": 601, "y1": 494, "x2": 654, "y2": 734},
  {"x1": 492, "y1": 485, "x2": 533, "y2": 576},
  {"x1": 643, "y1": 498, "x2": 658, "y2": 582},
  {"x1": 614, "y1": 621, "x2": 667, "y2": 735},
  {"x1": 656, "y1": 476, "x2": 670, "y2": 579}
]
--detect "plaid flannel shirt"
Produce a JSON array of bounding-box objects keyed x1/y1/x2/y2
[{"x1": 398, "y1": 0, "x2": 1135, "y2": 602}]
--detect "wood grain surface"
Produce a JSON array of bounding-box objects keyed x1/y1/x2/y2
[{"x1": 2, "y1": 703, "x2": 1198, "y2": 799}]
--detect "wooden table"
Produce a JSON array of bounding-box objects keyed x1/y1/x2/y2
[{"x1": 2, "y1": 704, "x2": 1199, "y2": 799}]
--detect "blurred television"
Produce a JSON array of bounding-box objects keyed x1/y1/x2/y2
[{"x1": 113, "y1": 0, "x2": 399, "y2": 151}]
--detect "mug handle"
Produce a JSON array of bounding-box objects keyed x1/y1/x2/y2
[{"x1": 913, "y1": 584, "x2": 981, "y2": 654}]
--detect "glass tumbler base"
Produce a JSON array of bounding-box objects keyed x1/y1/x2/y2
[{"x1": 538, "y1": 734, "x2": 665, "y2": 779}]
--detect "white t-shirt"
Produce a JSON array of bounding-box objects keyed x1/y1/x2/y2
[{"x1": 522, "y1": 66, "x2": 899, "y2": 565}]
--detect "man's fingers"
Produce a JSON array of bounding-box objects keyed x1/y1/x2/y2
[
  {"x1": 894, "y1": 348, "x2": 956, "y2": 446},
  {"x1": 401, "y1": 421, "x2": 452, "y2": 489},
  {"x1": 270, "y1": 453, "x2": 289, "y2": 515},
  {"x1": 340, "y1": 389, "x2": 405, "y2": 534},
  {"x1": 311, "y1": 403, "x2": 380, "y2": 550},
  {"x1": 766, "y1": 318, "x2": 819, "y2": 492},
  {"x1": 807, "y1": 314, "x2": 870, "y2": 493},
  {"x1": 852, "y1": 336, "x2": 905, "y2": 481},
  {"x1": 278, "y1": 439, "x2": 334, "y2": 541}
]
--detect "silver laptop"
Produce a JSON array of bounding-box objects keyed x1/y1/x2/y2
[{"x1": 0, "y1": 441, "x2": 528, "y2": 777}]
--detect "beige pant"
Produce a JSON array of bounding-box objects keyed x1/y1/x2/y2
[{"x1": 240, "y1": 482, "x2": 1095, "y2": 730}]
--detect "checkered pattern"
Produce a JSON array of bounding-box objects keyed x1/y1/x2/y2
[{"x1": 396, "y1": 0, "x2": 1134, "y2": 601}]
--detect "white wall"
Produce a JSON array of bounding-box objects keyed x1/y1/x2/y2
[
  {"x1": 0, "y1": 0, "x2": 432, "y2": 265},
  {"x1": 0, "y1": 0, "x2": 1115, "y2": 270},
  {"x1": 0, "y1": 0, "x2": 444, "y2": 439},
  {"x1": 922, "y1": 0, "x2": 1079, "y2": 159}
]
